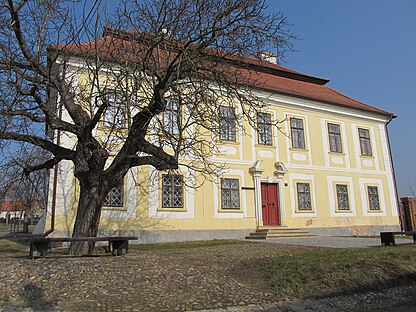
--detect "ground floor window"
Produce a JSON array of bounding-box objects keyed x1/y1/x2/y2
[
  {"x1": 336, "y1": 184, "x2": 350, "y2": 211},
  {"x1": 162, "y1": 175, "x2": 184, "y2": 208},
  {"x1": 103, "y1": 184, "x2": 124, "y2": 207},
  {"x1": 221, "y1": 178, "x2": 240, "y2": 209},
  {"x1": 296, "y1": 182, "x2": 312, "y2": 211},
  {"x1": 367, "y1": 186, "x2": 380, "y2": 211}
]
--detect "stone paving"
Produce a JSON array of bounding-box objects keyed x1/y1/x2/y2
[
  {"x1": 0, "y1": 237, "x2": 415, "y2": 311},
  {"x1": 0, "y1": 243, "x2": 315, "y2": 311}
]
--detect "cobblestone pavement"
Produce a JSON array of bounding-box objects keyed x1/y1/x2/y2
[{"x1": 0, "y1": 240, "x2": 415, "y2": 311}]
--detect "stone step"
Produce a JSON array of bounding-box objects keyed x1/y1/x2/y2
[
  {"x1": 246, "y1": 232, "x2": 314, "y2": 237},
  {"x1": 256, "y1": 228, "x2": 301, "y2": 232},
  {"x1": 245, "y1": 227, "x2": 316, "y2": 240},
  {"x1": 255, "y1": 229, "x2": 309, "y2": 235}
]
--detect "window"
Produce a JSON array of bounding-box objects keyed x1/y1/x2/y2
[
  {"x1": 219, "y1": 106, "x2": 236, "y2": 141},
  {"x1": 103, "y1": 185, "x2": 123, "y2": 207},
  {"x1": 221, "y1": 178, "x2": 240, "y2": 209},
  {"x1": 103, "y1": 91, "x2": 125, "y2": 128},
  {"x1": 328, "y1": 123, "x2": 342, "y2": 153},
  {"x1": 162, "y1": 175, "x2": 183, "y2": 208},
  {"x1": 336, "y1": 184, "x2": 350, "y2": 210},
  {"x1": 367, "y1": 186, "x2": 380, "y2": 211},
  {"x1": 163, "y1": 99, "x2": 180, "y2": 135},
  {"x1": 257, "y1": 113, "x2": 272, "y2": 145},
  {"x1": 358, "y1": 128, "x2": 372, "y2": 156},
  {"x1": 290, "y1": 118, "x2": 305, "y2": 149},
  {"x1": 296, "y1": 182, "x2": 312, "y2": 211}
]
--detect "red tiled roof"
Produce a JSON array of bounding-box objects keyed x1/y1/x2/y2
[
  {"x1": 49, "y1": 30, "x2": 392, "y2": 117},
  {"x1": 238, "y1": 68, "x2": 391, "y2": 116}
]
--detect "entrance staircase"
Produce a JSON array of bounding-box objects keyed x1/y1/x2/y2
[{"x1": 245, "y1": 226, "x2": 315, "y2": 239}]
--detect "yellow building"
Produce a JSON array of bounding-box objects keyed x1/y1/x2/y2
[{"x1": 46, "y1": 30, "x2": 400, "y2": 242}]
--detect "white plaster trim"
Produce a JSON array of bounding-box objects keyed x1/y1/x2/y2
[
  {"x1": 149, "y1": 166, "x2": 195, "y2": 218},
  {"x1": 254, "y1": 90, "x2": 390, "y2": 123},
  {"x1": 378, "y1": 125, "x2": 399, "y2": 217},
  {"x1": 327, "y1": 176, "x2": 356, "y2": 217},
  {"x1": 55, "y1": 160, "x2": 74, "y2": 216},
  {"x1": 257, "y1": 177, "x2": 285, "y2": 225},
  {"x1": 284, "y1": 112, "x2": 312, "y2": 165},
  {"x1": 352, "y1": 123, "x2": 379, "y2": 171},
  {"x1": 289, "y1": 173, "x2": 317, "y2": 218},
  {"x1": 284, "y1": 163, "x2": 388, "y2": 175},
  {"x1": 218, "y1": 145, "x2": 237, "y2": 155},
  {"x1": 359, "y1": 178, "x2": 386, "y2": 217},
  {"x1": 102, "y1": 168, "x2": 137, "y2": 219},
  {"x1": 214, "y1": 169, "x2": 247, "y2": 218},
  {"x1": 258, "y1": 150, "x2": 274, "y2": 158},
  {"x1": 320, "y1": 118, "x2": 350, "y2": 168}
]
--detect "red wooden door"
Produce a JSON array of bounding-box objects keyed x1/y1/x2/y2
[{"x1": 261, "y1": 183, "x2": 279, "y2": 226}]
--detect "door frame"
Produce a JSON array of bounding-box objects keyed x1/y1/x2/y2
[
  {"x1": 256, "y1": 178, "x2": 285, "y2": 228},
  {"x1": 260, "y1": 182, "x2": 280, "y2": 226},
  {"x1": 250, "y1": 161, "x2": 287, "y2": 229}
]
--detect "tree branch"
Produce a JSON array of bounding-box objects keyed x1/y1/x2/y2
[
  {"x1": 7, "y1": 0, "x2": 48, "y2": 78},
  {"x1": 23, "y1": 157, "x2": 61, "y2": 175},
  {"x1": 0, "y1": 132, "x2": 75, "y2": 160}
]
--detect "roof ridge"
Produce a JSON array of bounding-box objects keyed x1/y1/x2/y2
[{"x1": 102, "y1": 27, "x2": 330, "y2": 86}]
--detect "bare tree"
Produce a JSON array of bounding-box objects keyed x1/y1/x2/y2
[
  {"x1": 0, "y1": 145, "x2": 49, "y2": 227},
  {"x1": 0, "y1": 0, "x2": 294, "y2": 254}
]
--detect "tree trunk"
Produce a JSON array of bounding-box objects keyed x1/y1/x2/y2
[{"x1": 69, "y1": 179, "x2": 104, "y2": 255}]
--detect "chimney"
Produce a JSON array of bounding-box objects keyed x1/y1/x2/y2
[{"x1": 259, "y1": 51, "x2": 277, "y2": 64}]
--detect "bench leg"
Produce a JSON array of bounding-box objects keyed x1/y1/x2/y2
[
  {"x1": 380, "y1": 233, "x2": 395, "y2": 246},
  {"x1": 413, "y1": 234, "x2": 416, "y2": 244},
  {"x1": 30, "y1": 242, "x2": 51, "y2": 258},
  {"x1": 111, "y1": 240, "x2": 128, "y2": 256}
]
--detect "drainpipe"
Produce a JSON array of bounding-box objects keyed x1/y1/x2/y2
[{"x1": 385, "y1": 114, "x2": 400, "y2": 230}]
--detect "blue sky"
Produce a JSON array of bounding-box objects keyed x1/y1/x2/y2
[{"x1": 269, "y1": 0, "x2": 416, "y2": 196}]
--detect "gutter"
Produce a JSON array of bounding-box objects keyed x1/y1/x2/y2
[{"x1": 385, "y1": 115, "x2": 401, "y2": 229}]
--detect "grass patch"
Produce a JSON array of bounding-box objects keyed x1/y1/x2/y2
[
  {"x1": 0, "y1": 238, "x2": 29, "y2": 258},
  {"x1": 256, "y1": 245, "x2": 416, "y2": 299},
  {"x1": 130, "y1": 239, "x2": 249, "y2": 251}
]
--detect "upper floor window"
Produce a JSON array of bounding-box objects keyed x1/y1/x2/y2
[
  {"x1": 103, "y1": 91, "x2": 125, "y2": 129},
  {"x1": 257, "y1": 113, "x2": 272, "y2": 145},
  {"x1": 103, "y1": 184, "x2": 123, "y2": 207},
  {"x1": 328, "y1": 123, "x2": 342, "y2": 153},
  {"x1": 290, "y1": 118, "x2": 305, "y2": 149},
  {"x1": 221, "y1": 178, "x2": 240, "y2": 209},
  {"x1": 219, "y1": 106, "x2": 236, "y2": 141},
  {"x1": 163, "y1": 99, "x2": 180, "y2": 135},
  {"x1": 162, "y1": 175, "x2": 183, "y2": 208},
  {"x1": 336, "y1": 184, "x2": 350, "y2": 210},
  {"x1": 367, "y1": 186, "x2": 380, "y2": 211},
  {"x1": 296, "y1": 182, "x2": 312, "y2": 211},
  {"x1": 358, "y1": 128, "x2": 372, "y2": 156}
]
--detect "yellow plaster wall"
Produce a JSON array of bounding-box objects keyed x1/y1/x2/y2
[{"x1": 50, "y1": 75, "x2": 399, "y2": 234}]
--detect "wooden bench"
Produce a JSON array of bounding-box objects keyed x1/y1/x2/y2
[
  {"x1": 27, "y1": 236, "x2": 138, "y2": 257},
  {"x1": 380, "y1": 231, "x2": 416, "y2": 246}
]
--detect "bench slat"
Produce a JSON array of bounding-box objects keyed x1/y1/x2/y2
[
  {"x1": 26, "y1": 236, "x2": 138, "y2": 243},
  {"x1": 27, "y1": 236, "x2": 138, "y2": 258}
]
